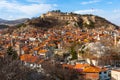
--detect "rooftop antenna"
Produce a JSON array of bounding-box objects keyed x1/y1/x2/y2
[{"x1": 91, "y1": 8, "x2": 94, "y2": 15}]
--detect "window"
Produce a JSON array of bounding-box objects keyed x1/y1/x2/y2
[{"x1": 104, "y1": 71, "x2": 107, "y2": 74}]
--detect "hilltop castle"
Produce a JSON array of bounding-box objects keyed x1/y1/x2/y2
[{"x1": 40, "y1": 10, "x2": 80, "y2": 21}]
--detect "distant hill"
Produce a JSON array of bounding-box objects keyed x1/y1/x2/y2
[
  {"x1": 0, "y1": 18, "x2": 29, "y2": 26},
  {"x1": 20, "y1": 10, "x2": 119, "y2": 29}
]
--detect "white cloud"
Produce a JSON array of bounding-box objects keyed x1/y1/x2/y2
[
  {"x1": 108, "y1": 15, "x2": 120, "y2": 26},
  {"x1": 107, "y1": 2, "x2": 113, "y2": 4},
  {"x1": 18, "y1": 4, "x2": 55, "y2": 15},
  {"x1": 113, "y1": 9, "x2": 120, "y2": 13},
  {"x1": 0, "y1": 0, "x2": 56, "y2": 20},
  {"x1": 81, "y1": 0, "x2": 100, "y2": 5},
  {"x1": 74, "y1": 9, "x2": 103, "y2": 14},
  {"x1": 26, "y1": 0, "x2": 43, "y2": 3}
]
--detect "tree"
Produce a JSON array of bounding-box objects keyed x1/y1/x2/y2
[
  {"x1": 63, "y1": 42, "x2": 82, "y2": 60},
  {"x1": 0, "y1": 54, "x2": 51, "y2": 80},
  {"x1": 70, "y1": 46, "x2": 78, "y2": 60},
  {"x1": 42, "y1": 59, "x2": 80, "y2": 80},
  {"x1": 69, "y1": 42, "x2": 83, "y2": 60},
  {"x1": 7, "y1": 46, "x2": 18, "y2": 60},
  {"x1": 79, "y1": 45, "x2": 85, "y2": 57}
]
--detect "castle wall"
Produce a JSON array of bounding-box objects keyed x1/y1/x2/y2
[{"x1": 41, "y1": 12, "x2": 79, "y2": 21}]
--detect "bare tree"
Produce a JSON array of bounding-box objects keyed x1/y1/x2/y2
[
  {"x1": 0, "y1": 54, "x2": 50, "y2": 80},
  {"x1": 42, "y1": 59, "x2": 83, "y2": 80}
]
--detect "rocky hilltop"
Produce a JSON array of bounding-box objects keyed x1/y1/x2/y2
[{"x1": 23, "y1": 10, "x2": 119, "y2": 29}]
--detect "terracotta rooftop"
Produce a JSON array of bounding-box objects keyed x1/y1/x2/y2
[
  {"x1": 74, "y1": 63, "x2": 90, "y2": 70},
  {"x1": 83, "y1": 66, "x2": 107, "y2": 73},
  {"x1": 20, "y1": 54, "x2": 44, "y2": 64},
  {"x1": 38, "y1": 49, "x2": 48, "y2": 54}
]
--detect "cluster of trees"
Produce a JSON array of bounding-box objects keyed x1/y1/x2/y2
[
  {"x1": 0, "y1": 46, "x2": 85, "y2": 80},
  {"x1": 0, "y1": 46, "x2": 50, "y2": 80},
  {"x1": 42, "y1": 59, "x2": 83, "y2": 80},
  {"x1": 51, "y1": 10, "x2": 61, "y2": 13},
  {"x1": 70, "y1": 46, "x2": 78, "y2": 60},
  {"x1": 62, "y1": 35, "x2": 120, "y2": 67}
]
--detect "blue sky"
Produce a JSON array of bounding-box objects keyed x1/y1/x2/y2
[{"x1": 0, "y1": 0, "x2": 120, "y2": 25}]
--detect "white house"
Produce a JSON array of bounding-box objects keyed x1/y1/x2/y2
[
  {"x1": 20, "y1": 54, "x2": 44, "y2": 72},
  {"x1": 111, "y1": 69, "x2": 120, "y2": 80}
]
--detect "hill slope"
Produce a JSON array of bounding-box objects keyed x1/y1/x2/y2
[{"x1": 21, "y1": 11, "x2": 119, "y2": 29}]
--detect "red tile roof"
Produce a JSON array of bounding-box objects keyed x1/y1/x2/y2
[{"x1": 20, "y1": 54, "x2": 44, "y2": 64}]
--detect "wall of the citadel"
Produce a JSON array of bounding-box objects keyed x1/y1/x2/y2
[{"x1": 41, "y1": 12, "x2": 79, "y2": 21}]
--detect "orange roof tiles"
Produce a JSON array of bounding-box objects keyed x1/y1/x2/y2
[
  {"x1": 22, "y1": 46, "x2": 29, "y2": 51},
  {"x1": 62, "y1": 62, "x2": 108, "y2": 73},
  {"x1": 20, "y1": 54, "x2": 44, "y2": 64},
  {"x1": 83, "y1": 66, "x2": 107, "y2": 73},
  {"x1": 38, "y1": 49, "x2": 48, "y2": 53},
  {"x1": 74, "y1": 64, "x2": 90, "y2": 69},
  {"x1": 20, "y1": 54, "x2": 38, "y2": 63},
  {"x1": 33, "y1": 47, "x2": 40, "y2": 51}
]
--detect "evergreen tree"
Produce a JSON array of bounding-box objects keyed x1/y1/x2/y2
[
  {"x1": 70, "y1": 46, "x2": 78, "y2": 60},
  {"x1": 7, "y1": 46, "x2": 18, "y2": 60}
]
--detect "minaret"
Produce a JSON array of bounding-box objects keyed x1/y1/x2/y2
[
  {"x1": 18, "y1": 43, "x2": 22, "y2": 56},
  {"x1": 10, "y1": 35, "x2": 14, "y2": 46}
]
